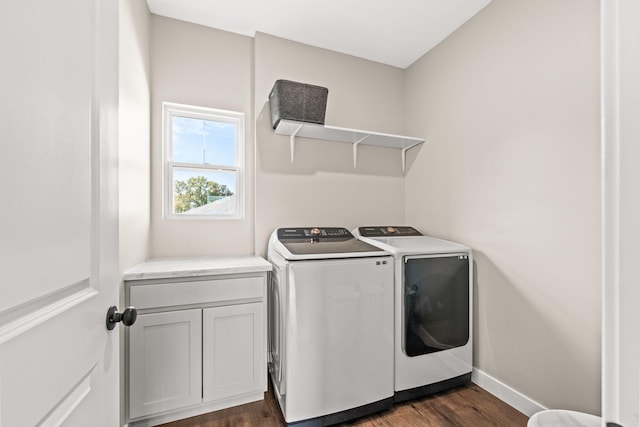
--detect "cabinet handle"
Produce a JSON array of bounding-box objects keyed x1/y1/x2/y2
[{"x1": 106, "y1": 306, "x2": 138, "y2": 330}]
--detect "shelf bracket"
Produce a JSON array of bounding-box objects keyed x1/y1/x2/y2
[
  {"x1": 352, "y1": 135, "x2": 370, "y2": 168},
  {"x1": 290, "y1": 124, "x2": 303, "y2": 163},
  {"x1": 401, "y1": 147, "x2": 409, "y2": 172}
]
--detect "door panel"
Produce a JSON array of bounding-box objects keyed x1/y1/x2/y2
[
  {"x1": 0, "y1": 0, "x2": 119, "y2": 425},
  {"x1": 0, "y1": 0, "x2": 92, "y2": 314},
  {"x1": 203, "y1": 303, "x2": 265, "y2": 402},
  {"x1": 129, "y1": 310, "x2": 203, "y2": 419}
]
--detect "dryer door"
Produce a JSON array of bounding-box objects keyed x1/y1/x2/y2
[{"x1": 403, "y1": 254, "x2": 470, "y2": 357}]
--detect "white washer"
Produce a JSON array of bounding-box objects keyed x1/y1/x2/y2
[
  {"x1": 268, "y1": 227, "x2": 394, "y2": 425},
  {"x1": 353, "y1": 226, "x2": 473, "y2": 402}
]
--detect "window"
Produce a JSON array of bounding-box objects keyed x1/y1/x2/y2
[{"x1": 163, "y1": 102, "x2": 244, "y2": 219}]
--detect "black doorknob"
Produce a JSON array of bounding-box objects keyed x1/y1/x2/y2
[{"x1": 106, "y1": 306, "x2": 137, "y2": 330}]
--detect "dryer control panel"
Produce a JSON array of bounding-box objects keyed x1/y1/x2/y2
[{"x1": 358, "y1": 226, "x2": 423, "y2": 237}]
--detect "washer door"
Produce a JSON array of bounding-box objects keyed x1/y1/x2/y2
[{"x1": 403, "y1": 254, "x2": 470, "y2": 357}]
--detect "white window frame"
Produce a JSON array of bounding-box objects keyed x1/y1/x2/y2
[{"x1": 163, "y1": 102, "x2": 245, "y2": 220}]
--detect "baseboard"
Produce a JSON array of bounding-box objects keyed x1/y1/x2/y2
[{"x1": 472, "y1": 368, "x2": 547, "y2": 417}]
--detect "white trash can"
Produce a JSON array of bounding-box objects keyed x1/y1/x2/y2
[{"x1": 527, "y1": 410, "x2": 601, "y2": 427}]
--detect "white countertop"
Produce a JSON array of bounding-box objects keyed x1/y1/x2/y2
[{"x1": 123, "y1": 256, "x2": 272, "y2": 281}]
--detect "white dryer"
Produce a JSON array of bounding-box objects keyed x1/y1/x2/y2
[
  {"x1": 268, "y1": 227, "x2": 394, "y2": 425},
  {"x1": 353, "y1": 226, "x2": 473, "y2": 402}
]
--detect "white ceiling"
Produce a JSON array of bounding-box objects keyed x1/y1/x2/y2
[{"x1": 146, "y1": 0, "x2": 492, "y2": 69}]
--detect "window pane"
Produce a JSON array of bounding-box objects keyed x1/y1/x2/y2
[
  {"x1": 172, "y1": 167, "x2": 237, "y2": 216},
  {"x1": 172, "y1": 115, "x2": 237, "y2": 165}
]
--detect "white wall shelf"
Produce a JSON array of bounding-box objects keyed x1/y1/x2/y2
[{"x1": 274, "y1": 119, "x2": 425, "y2": 171}]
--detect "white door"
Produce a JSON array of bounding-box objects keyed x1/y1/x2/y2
[
  {"x1": 0, "y1": 0, "x2": 120, "y2": 426},
  {"x1": 602, "y1": 0, "x2": 640, "y2": 425}
]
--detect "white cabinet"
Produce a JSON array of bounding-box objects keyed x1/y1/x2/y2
[
  {"x1": 202, "y1": 303, "x2": 264, "y2": 402},
  {"x1": 124, "y1": 256, "x2": 271, "y2": 427},
  {"x1": 129, "y1": 309, "x2": 202, "y2": 419}
]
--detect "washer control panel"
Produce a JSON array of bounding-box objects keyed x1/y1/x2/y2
[
  {"x1": 275, "y1": 227, "x2": 386, "y2": 256},
  {"x1": 358, "y1": 226, "x2": 423, "y2": 237},
  {"x1": 277, "y1": 227, "x2": 353, "y2": 240}
]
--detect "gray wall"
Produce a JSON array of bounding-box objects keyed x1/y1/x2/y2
[
  {"x1": 146, "y1": 1, "x2": 602, "y2": 414},
  {"x1": 149, "y1": 16, "x2": 255, "y2": 257},
  {"x1": 253, "y1": 33, "x2": 406, "y2": 256},
  {"x1": 403, "y1": 0, "x2": 601, "y2": 413},
  {"x1": 119, "y1": 0, "x2": 151, "y2": 271}
]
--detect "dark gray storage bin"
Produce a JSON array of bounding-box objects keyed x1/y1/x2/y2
[{"x1": 269, "y1": 80, "x2": 328, "y2": 129}]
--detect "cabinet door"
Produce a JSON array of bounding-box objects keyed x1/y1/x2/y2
[
  {"x1": 202, "y1": 303, "x2": 265, "y2": 402},
  {"x1": 129, "y1": 309, "x2": 202, "y2": 419}
]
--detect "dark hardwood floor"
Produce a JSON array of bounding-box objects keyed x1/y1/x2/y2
[{"x1": 159, "y1": 383, "x2": 529, "y2": 427}]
